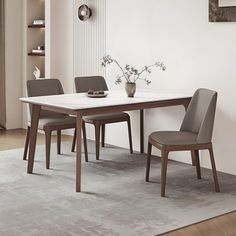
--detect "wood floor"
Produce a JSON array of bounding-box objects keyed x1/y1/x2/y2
[
  {"x1": 0, "y1": 128, "x2": 72, "y2": 151},
  {"x1": 1, "y1": 129, "x2": 236, "y2": 236},
  {"x1": 163, "y1": 211, "x2": 236, "y2": 236}
]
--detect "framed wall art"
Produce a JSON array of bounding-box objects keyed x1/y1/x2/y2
[{"x1": 209, "y1": 0, "x2": 236, "y2": 22}]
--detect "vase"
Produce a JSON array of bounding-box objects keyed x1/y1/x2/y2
[{"x1": 125, "y1": 82, "x2": 136, "y2": 97}]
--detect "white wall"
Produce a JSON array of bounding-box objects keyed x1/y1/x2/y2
[
  {"x1": 50, "y1": 0, "x2": 74, "y2": 93},
  {"x1": 106, "y1": 0, "x2": 236, "y2": 175},
  {"x1": 5, "y1": 0, "x2": 23, "y2": 129},
  {"x1": 50, "y1": 0, "x2": 106, "y2": 94}
]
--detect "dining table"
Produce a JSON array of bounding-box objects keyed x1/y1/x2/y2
[{"x1": 20, "y1": 90, "x2": 192, "y2": 192}]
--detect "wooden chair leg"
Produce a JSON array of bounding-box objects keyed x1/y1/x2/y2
[
  {"x1": 57, "y1": 130, "x2": 61, "y2": 155},
  {"x1": 127, "y1": 118, "x2": 133, "y2": 154},
  {"x1": 146, "y1": 142, "x2": 152, "y2": 182},
  {"x1": 71, "y1": 129, "x2": 76, "y2": 152},
  {"x1": 94, "y1": 123, "x2": 101, "y2": 160},
  {"x1": 161, "y1": 149, "x2": 169, "y2": 197},
  {"x1": 101, "y1": 124, "x2": 105, "y2": 147},
  {"x1": 209, "y1": 145, "x2": 220, "y2": 192},
  {"x1": 82, "y1": 121, "x2": 88, "y2": 162},
  {"x1": 45, "y1": 129, "x2": 52, "y2": 169},
  {"x1": 191, "y1": 150, "x2": 197, "y2": 166},
  {"x1": 193, "y1": 150, "x2": 201, "y2": 179},
  {"x1": 23, "y1": 126, "x2": 30, "y2": 160}
]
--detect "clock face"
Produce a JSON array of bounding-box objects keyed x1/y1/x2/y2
[{"x1": 219, "y1": 0, "x2": 236, "y2": 6}]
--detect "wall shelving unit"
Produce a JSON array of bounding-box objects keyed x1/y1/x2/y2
[
  {"x1": 25, "y1": 0, "x2": 46, "y2": 80},
  {"x1": 28, "y1": 24, "x2": 45, "y2": 28},
  {"x1": 28, "y1": 52, "x2": 45, "y2": 57},
  {"x1": 23, "y1": 0, "x2": 50, "y2": 127}
]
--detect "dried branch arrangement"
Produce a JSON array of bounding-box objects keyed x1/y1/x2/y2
[{"x1": 102, "y1": 55, "x2": 166, "y2": 85}]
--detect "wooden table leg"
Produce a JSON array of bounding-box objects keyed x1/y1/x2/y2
[
  {"x1": 191, "y1": 150, "x2": 197, "y2": 166},
  {"x1": 140, "y1": 109, "x2": 144, "y2": 153},
  {"x1": 76, "y1": 112, "x2": 82, "y2": 192},
  {"x1": 27, "y1": 104, "x2": 41, "y2": 174}
]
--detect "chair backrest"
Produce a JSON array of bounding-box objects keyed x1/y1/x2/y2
[
  {"x1": 27, "y1": 79, "x2": 64, "y2": 118},
  {"x1": 74, "y1": 76, "x2": 108, "y2": 93},
  {"x1": 180, "y1": 88, "x2": 217, "y2": 144}
]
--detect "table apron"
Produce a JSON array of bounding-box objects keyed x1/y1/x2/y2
[
  {"x1": 79, "y1": 98, "x2": 191, "y2": 116},
  {"x1": 41, "y1": 106, "x2": 77, "y2": 116},
  {"x1": 39, "y1": 97, "x2": 191, "y2": 116}
]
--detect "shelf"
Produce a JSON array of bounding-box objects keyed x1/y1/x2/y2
[
  {"x1": 28, "y1": 52, "x2": 45, "y2": 56},
  {"x1": 28, "y1": 24, "x2": 45, "y2": 28}
]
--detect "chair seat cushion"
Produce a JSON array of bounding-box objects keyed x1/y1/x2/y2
[
  {"x1": 38, "y1": 115, "x2": 76, "y2": 130},
  {"x1": 83, "y1": 112, "x2": 129, "y2": 123},
  {"x1": 149, "y1": 131, "x2": 198, "y2": 146}
]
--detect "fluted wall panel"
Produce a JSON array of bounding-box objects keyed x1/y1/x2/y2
[{"x1": 74, "y1": 0, "x2": 106, "y2": 77}]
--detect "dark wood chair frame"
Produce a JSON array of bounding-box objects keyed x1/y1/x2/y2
[
  {"x1": 146, "y1": 138, "x2": 220, "y2": 197},
  {"x1": 71, "y1": 117, "x2": 133, "y2": 161},
  {"x1": 23, "y1": 79, "x2": 82, "y2": 169},
  {"x1": 74, "y1": 76, "x2": 133, "y2": 161},
  {"x1": 23, "y1": 123, "x2": 77, "y2": 169},
  {"x1": 146, "y1": 88, "x2": 220, "y2": 197}
]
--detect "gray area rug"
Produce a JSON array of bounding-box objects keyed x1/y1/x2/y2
[{"x1": 1, "y1": 141, "x2": 236, "y2": 236}]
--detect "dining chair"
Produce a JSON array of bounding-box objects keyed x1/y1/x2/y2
[
  {"x1": 23, "y1": 79, "x2": 77, "y2": 169},
  {"x1": 146, "y1": 88, "x2": 220, "y2": 197},
  {"x1": 74, "y1": 76, "x2": 133, "y2": 161}
]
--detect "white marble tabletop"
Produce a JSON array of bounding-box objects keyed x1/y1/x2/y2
[{"x1": 20, "y1": 90, "x2": 191, "y2": 111}]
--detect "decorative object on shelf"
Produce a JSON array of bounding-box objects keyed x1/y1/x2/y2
[
  {"x1": 101, "y1": 55, "x2": 166, "y2": 97},
  {"x1": 209, "y1": 0, "x2": 236, "y2": 22},
  {"x1": 31, "y1": 49, "x2": 45, "y2": 53},
  {"x1": 37, "y1": 45, "x2": 44, "y2": 50},
  {"x1": 31, "y1": 45, "x2": 45, "y2": 54},
  {"x1": 32, "y1": 19, "x2": 45, "y2": 25},
  {"x1": 78, "y1": 4, "x2": 92, "y2": 21},
  {"x1": 33, "y1": 66, "x2": 41, "y2": 79}
]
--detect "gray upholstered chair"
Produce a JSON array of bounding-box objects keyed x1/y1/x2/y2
[
  {"x1": 146, "y1": 88, "x2": 220, "y2": 197},
  {"x1": 74, "y1": 76, "x2": 133, "y2": 161},
  {"x1": 23, "y1": 79, "x2": 77, "y2": 169}
]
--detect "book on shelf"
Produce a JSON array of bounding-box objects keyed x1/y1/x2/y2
[
  {"x1": 32, "y1": 49, "x2": 45, "y2": 54},
  {"x1": 33, "y1": 20, "x2": 45, "y2": 25}
]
